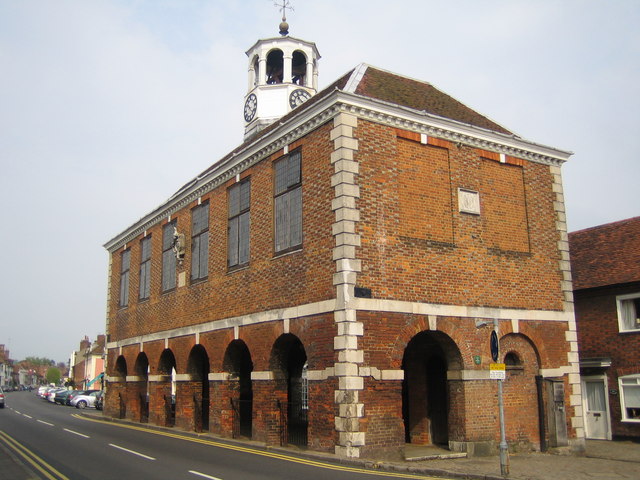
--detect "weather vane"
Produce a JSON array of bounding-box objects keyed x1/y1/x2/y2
[
  {"x1": 274, "y1": 0, "x2": 294, "y2": 35},
  {"x1": 274, "y1": 0, "x2": 294, "y2": 21}
]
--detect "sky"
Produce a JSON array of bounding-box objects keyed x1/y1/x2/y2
[{"x1": 0, "y1": 0, "x2": 638, "y2": 364}]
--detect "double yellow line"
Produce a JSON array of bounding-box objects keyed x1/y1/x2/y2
[
  {"x1": 0, "y1": 430, "x2": 70, "y2": 480},
  {"x1": 74, "y1": 414, "x2": 442, "y2": 479}
]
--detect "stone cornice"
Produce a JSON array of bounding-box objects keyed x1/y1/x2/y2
[{"x1": 332, "y1": 91, "x2": 573, "y2": 167}]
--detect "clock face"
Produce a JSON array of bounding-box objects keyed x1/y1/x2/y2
[
  {"x1": 289, "y1": 89, "x2": 311, "y2": 109},
  {"x1": 244, "y1": 94, "x2": 257, "y2": 122}
]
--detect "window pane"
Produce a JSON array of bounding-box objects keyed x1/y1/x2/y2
[
  {"x1": 192, "y1": 203, "x2": 209, "y2": 235},
  {"x1": 228, "y1": 184, "x2": 240, "y2": 217},
  {"x1": 163, "y1": 222, "x2": 175, "y2": 249},
  {"x1": 275, "y1": 158, "x2": 287, "y2": 194},
  {"x1": 239, "y1": 212, "x2": 250, "y2": 264},
  {"x1": 623, "y1": 385, "x2": 640, "y2": 409},
  {"x1": 240, "y1": 180, "x2": 251, "y2": 211},
  {"x1": 191, "y1": 235, "x2": 201, "y2": 279},
  {"x1": 141, "y1": 237, "x2": 151, "y2": 261},
  {"x1": 199, "y1": 231, "x2": 208, "y2": 277},
  {"x1": 275, "y1": 194, "x2": 289, "y2": 252},
  {"x1": 586, "y1": 382, "x2": 606, "y2": 411},
  {"x1": 121, "y1": 250, "x2": 130, "y2": 272},
  {"x1": 162, "y1": 249, "x2": 176, "y2": 291},
  {"x1": 120, "y1": 271, "x2": 129, "y2": 306},
  {"x1": 228, "y1": 217, "x2": 239, "y2": 266},
  {"x1": 288, "y1": 151, "x2": 301, "y2": 187},
  {"x1": 620, "y1": 299, "x2": 636, "y2": 330},
  {"x1": 289, "y1": 186, "x2": 302, "y2": 247}
]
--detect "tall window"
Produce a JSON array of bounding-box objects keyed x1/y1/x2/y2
[
  {"x1": 139, "y1": 236, "x2": 151, "y2": 300},
  {"x1": 119, "y1": 249, "x2": 130, "y2": 307},
  {"x1": 274, "y1": 150, "x2": 302, "y2": 254},
  {"x1": 191, "y1": 202, "x2": 209, "y2": 281},
  {"x1": 228, "y1": 179, "x2": 251, "y2": 268},
  {"x1": 617, "y1": 293, "x2": 640, "y2": 332},
  {"x1": 619, "y1": 375, "x2": 640, "y2": 422},
  {"x1": 162, "y1": 221, "x2": 176, "y2": 292}
]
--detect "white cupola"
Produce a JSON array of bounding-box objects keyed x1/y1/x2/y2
[{"x1": 242, "y1": 15, "x2": 320, "y2": 141}]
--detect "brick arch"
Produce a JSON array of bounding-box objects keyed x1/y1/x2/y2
[
  {"x1": 157, "y1": 349, "x2": 177, "y2": 375},
  {"x1": 223, "y1": 340, "x2": 253, "y2": 376},
  {"x1": 187, "y1": 344, "x2": 210, "y2": 380},
  {"x1": 134, "y1": 352, "x2": 149, "y2": 378},
  {"x1": 499, "y1": 332, "x2": 542, "y2": 450},
  {"x1": 270, "y1": 333, "x2": 307, "y2": 378},
  {"x1": 401, "y1": 330, "x2": 462, "y2": 446},
  {"x1": 391, "y1": 315, "x2": 467, "y2": 370},
  {"x1": 114, "y1": 355, "x2": 127, "y2": 377},
  {"x1": 499, "y1": 332, "x2": 541, "y2": 368}
]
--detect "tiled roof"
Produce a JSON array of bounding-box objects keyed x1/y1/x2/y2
[
  {"x1": 350, "y1": 65, "x2": 513, "y2": 135},
  {"x1": 569, "y1": 216, "x2": 640, "y2": 290}
]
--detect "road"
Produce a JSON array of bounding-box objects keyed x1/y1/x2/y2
[{"x1": 0, "y1": 390, "x2": 442, "y2": 480}]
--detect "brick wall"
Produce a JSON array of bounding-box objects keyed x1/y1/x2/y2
[
  {"x1": 107, "y1": 122, "x2": 336, "y2": 342},
  {"x1": 355, "y1": 121, "x2": 564, "y2": 311}
]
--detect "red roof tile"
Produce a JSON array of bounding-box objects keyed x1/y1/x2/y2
[
  {"x1": 353, "y1": 66, "x2": 513, "y2": 135},
  {"x1": 569, "y1": 216, "x2": 640, "y2": 290}
]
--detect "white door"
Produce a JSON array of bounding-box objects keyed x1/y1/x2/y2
[{"x1": 583, "y1": 379, "x2": 610, "y2": 440}]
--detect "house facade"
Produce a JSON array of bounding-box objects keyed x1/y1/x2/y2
[
  {"x1": 103, "y1": 23, "x2": 583, "y2": 458},
  {"x1": 570, "y1": 217, "x2": 640, "y2": 441},
  {"x1": 71, "y1": 335, "x2": 105, "y2": 390}
]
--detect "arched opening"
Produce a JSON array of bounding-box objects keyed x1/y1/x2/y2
[
  {"x1": 402, "y1": 331, "x2": 461, "y2": 447},
  {"x1": 500, "y1": 334, "x2": 541, "y2": 449},
  {"x1": 114, "y1": 356, "x2": 127, "y2": 419},
  {"x1": 223, "y1": 340, "x2": 254, "y2": 438},
  {"x1": 187, "y1": 345, "x2": 210, "y2": 432},
  {"x1": 271, "y1": 334, "x2": 308, "y2": 446},
  {"x1": 134, "y1": 353, "x2": 150, "y2": 423},
  {"x1": 158, "y1": 349, "x2": 177, "y2": 427},
  {"x1": 114, "y1": 355, "x2": 127, "y2": 377},
  {"x1": 266, "y1": 49, "x2": 284, "y2": 84},
  {"x1": 251, "y1": 54, "x2": 259, "y2": 87},
  {"x1": 292, "y1": 50, "x2": 307, "y2": 85}
]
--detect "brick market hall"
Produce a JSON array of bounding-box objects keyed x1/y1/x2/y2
[{"x1": 103, "y1": 15, "x2": 584, "y2": 458}]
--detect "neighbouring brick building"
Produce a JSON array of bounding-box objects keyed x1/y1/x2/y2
[
  {"x1": 103, "y1": 21, "x2": 584, "y2": 458},
  {"x1": 570, "y1": 217, "x2": 640, "y2": 441}
]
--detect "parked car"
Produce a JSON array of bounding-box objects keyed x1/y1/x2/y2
[
  {"x1": 54, "y1": 389, "x2": 76, "y2": 405},
  {"x1": 47, "y1": 388, "x2": 66, "y2": 403},
  {"x1": 70, "y1": 390, "x2": 101, "y2": 409},
  {"x1": 0, "y1": 387, "x2": 5, "y2": 408}
]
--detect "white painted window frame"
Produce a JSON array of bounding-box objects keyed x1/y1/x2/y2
[
  {"x1": 615, "y1": 292, "x2": 640, "y2": 333},
  {"x1": 618, "y1": 374, "x2": 640, "y2": 423}
]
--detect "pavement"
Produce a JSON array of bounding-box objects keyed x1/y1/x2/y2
[{"x1": 2, "y1": 411, "x2": 638, "y2": 479}]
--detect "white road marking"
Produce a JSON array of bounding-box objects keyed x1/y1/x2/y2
[
  {"x1": 189, "y1": 471, "x2": 223, "y2": 480},
  {"x1": 22, "y1": 414, "x2": 33, "y2": 418},
  {"x1": 63, "y1": 428, "x2": 90, "y2": 438},
  {"x1": 109, "y1": 444, "x2": 156, "y2": 460},
  {"x1": 37, "y1": 420, "x2": 54, "y2": 426},
  {"x1": 14, "y1": 410, "x2": 21, "y2": 414}
]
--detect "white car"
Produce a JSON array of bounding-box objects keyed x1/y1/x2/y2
[
  {"x1": 47, "y1": 388, "x2": 66, "y2": 403},
  {"x1": 70, "y1": 390, "x2": 101, "y2": 409}
]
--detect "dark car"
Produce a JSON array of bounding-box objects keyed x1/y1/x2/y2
[{"x1": 54, "y1": 389, "x2": 76, "y2": 405}]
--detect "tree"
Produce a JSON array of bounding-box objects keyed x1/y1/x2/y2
[{"x1": 46, "y1": 367, "x2": 61, "y2": 385}]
